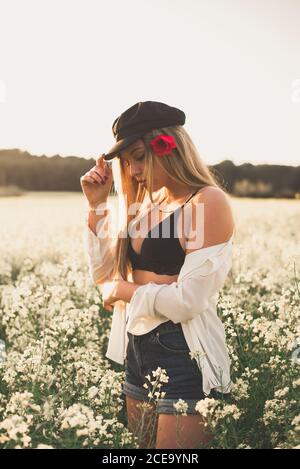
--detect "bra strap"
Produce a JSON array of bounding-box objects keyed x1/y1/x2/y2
[{"x1": 181, "y1": 188, "x2": 201, "y2": 208}]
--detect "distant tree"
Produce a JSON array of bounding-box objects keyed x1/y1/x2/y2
[{"x1": 233, "y1": 179, "x2": 273, "y2": 197}]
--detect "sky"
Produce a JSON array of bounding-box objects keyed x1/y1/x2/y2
[{"x1": 0, "y1": 0, "x2": 299, "y2": 166}]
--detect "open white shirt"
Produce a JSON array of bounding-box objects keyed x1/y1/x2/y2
[{"x1": 84, "y1": 198, "x2": 234, "y2": 396}]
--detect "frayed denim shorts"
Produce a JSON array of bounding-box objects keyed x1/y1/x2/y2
[{"x1": 122, "y1": 319, "x2": 221, "y2": 415}]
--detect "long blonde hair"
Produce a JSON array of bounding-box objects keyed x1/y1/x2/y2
[{"x1": 110, "y1": 125, "x2": 222, "y2": 281}]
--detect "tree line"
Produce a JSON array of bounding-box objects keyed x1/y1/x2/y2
[{"x1": 0, "y1": 149, "x2": 299, "y2": 198}]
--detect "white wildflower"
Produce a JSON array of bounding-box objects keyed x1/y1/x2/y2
[{"x1": 173, "y1": 399, "x2": 188, "y2": 415}]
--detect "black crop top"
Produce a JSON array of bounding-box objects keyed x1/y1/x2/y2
[{"x1": 127, "y1": 189, "x2": 199, "y2": 275}]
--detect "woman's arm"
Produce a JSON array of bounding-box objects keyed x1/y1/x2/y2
[
  {"x1": 87, "y1": 208, "x2": 105, "y2": 236},
  {"x1": 101, "y1": 279, "x2": 141, "y2": 312},
  {"x1": 84, "y1": 200, "x2": 117, "y2": 285},
  {"x1": 113, "y1": 280, "x2": 141, "y2": 303}
]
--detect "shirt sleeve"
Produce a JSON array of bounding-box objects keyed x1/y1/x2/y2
[
  {"x1": 83, "y1": 200, "x2": 117, "y2": 285},
  {"x1": 126, "y1": 241, "x2": 233, "y2": 330}
]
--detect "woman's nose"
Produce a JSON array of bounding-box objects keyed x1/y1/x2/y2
[{"x1": 129, "y1": 164, "x2": 142, "y2": 178}]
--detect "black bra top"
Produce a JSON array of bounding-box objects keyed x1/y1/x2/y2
[{"x1": 127, "y1": 189, "x2": 200, "y2": 275}]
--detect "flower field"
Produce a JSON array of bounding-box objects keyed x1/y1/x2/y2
[{"x1": 0, "y1": 192, "x2": 299, "y2": 449}]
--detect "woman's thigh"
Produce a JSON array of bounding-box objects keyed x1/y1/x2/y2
[
  {"x1": 155, "y1": 412, "x2": 214, "y2": 449},
  {"x1": 125, "y1": 396, "x2": 158, "y2": 449}
]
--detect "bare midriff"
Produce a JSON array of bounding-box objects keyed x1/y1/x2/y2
[{"x1": 132, "y1": 269, "x2": 179, "y2": 286}]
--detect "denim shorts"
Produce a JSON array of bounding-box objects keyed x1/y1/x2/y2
[{"x1": 122, "y1": 320, "x2": 221, "y2": 415}]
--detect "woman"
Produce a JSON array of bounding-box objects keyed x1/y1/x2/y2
[{"x1": 80, "y1": 101, "x2": 235, "y2": 449}]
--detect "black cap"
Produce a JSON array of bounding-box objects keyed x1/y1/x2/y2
[{"x1": 103, "y1": 101, "x2": 186, "y2": 161}]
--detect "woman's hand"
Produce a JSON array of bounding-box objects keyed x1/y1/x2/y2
[
  {"x1": 100, "y1": 279, "x2": 142, "y2": 312},
  {"x1": 80, "y1": 154, "x2": 113, "y2": 209},
  {"x1": 101, "y1": 280, "x2": 120, "y2": 312}
]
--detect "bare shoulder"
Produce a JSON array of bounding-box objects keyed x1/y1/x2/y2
[
  {"x1": 185, "y1": 185, "x2": 235, "y2": 253},
  {"x1": 193, "y1": 185, "x2": 230, "y2": 203},
  {"x1": 192, "y1": 185, "x2": 233, "y2": 213}
]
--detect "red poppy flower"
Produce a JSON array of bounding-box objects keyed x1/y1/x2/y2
[{"x1": 150, "y1": 134, "x2": 177, "y2": 157}]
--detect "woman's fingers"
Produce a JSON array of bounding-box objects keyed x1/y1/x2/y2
[
  {"x1": 96, "y1": 156, "x2": 110, "y2": 177},
  {"x1": 84, "y1": 175, "x2": 98, "y2": 184},
  {"x1": 88, "y1": 170, "x2": 102, "y2": 184},
  {"x1": 92, "y1": 166, "x2": 107, "y2": 178},
  {"x1": 93, "y1": 170, "x2": 108, "y2": 184},
  {"x1": 96, "y1": 154, "x2": 105, "y2": 169},
  {"x1": 103, "y1": 301, "x2": 113, "y2": 312},
  {"x1": 97, "y1": 155, "x2": 111, "y2": 176},
  {"x1": 81, "y1": 166, "x2": 109, "y2": 186}
]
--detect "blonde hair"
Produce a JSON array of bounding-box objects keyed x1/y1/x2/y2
[{"x1": 110, "y1": 125, "x2": 222, "y2": 281}]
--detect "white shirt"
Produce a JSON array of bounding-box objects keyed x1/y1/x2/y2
[{"x1": 84, "y1": 198, "x2": 234, "y2": 396}]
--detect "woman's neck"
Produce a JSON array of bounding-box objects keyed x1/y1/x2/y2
[{"x1": 162, "y1": 184, "x2": 199, "y2": 205}]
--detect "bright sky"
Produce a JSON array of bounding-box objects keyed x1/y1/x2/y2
[{"x1": 0, "y1": 0, "x2": 299, "y2": 166}]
